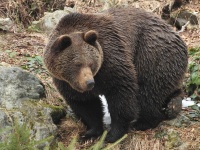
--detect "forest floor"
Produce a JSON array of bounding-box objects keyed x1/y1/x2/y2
[{"x1": 0, "y1": 0, "x2": 199, "y2": 149}]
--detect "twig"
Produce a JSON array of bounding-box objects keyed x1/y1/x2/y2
[{"x1": 178, "y1": 21, "x2": 190, "y2": 33}]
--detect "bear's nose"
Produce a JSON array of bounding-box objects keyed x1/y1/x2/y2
[{"x1": 86, "y1": 79, "x2": 95, "y2": 90}]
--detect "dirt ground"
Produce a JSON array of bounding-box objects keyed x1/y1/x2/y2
[{"x1": 0, "y1": 0, "x2": 199, "y2": 149}]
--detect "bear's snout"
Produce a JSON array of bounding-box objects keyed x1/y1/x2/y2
[
  {"x1": 76, "y1": 67, "x2": 95, "y2": 92},
  {"x1": 86, "y1": 79, "x2": 95, "y2": 90}
]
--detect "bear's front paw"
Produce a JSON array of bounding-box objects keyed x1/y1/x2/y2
[
  {"x1": 105, "y1": 129, "x2": 126, "y2": 143},
  {"x1": 80, "y1": 128, "x2": 103, "y2": 142}
]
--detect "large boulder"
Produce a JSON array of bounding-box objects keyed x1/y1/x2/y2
[
  {"x1": 29, "y1": 7, "x2": 75, "y2": 35},
  {"x1": 0, "y1": 66, "x2": 65, "y2": 149}
]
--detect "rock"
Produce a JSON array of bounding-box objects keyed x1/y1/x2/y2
[
  {"x1": 161, "y1": 0, "x2": 190, "y2": 20},
  {"x1": 29, "y1": 8, "x2": 75, "y2": 35},
  {"x1": 0, "y1": 66, "x2": 45, "y2": 109},
  {"x1": 0, "y1": 66, "x2": 66, "y2": 149},
  {"x1": 0, "y1": 18, "x2": 15, "y2": 32},
  {"x1": 0, "y1": 110, "x2": 11, "y2": 127},
  {"x1": 169, "y1": 10, "x2": 199, "y2": 30},
  {"x1": 162, "y1": 2, "x2": 199, "y2": 30},
  {"x1": 163, "y1": 112, "x2": 191, "y2": 127}
]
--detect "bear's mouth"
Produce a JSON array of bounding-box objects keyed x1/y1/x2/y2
[
  {"x1": 75, "y1": 85, "x2": 94, "y2": 93},
  {"x1": 75, "y1": 87, "x2": 85, "y2": 93},
  {"x1": 73, "y1": 82, "x2": 94, "y2": 93},
  {"x1": 71, "y1": 82, "x2": 88, "y2": 93}
]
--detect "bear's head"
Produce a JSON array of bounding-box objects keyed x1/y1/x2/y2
[{"x1": 43, "y1": 30, "x2": 103, "y2": 93}]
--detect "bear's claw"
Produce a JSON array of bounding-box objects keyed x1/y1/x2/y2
[{"x1": 79, "y1": 128, "x2": 103, "y2": 142}]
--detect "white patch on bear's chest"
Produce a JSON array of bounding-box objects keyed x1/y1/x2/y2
[{"x1": 99, "y1": 95, "x2": 111, "y2": 125}]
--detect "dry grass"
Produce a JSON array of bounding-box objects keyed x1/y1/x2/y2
[
  {"x1": 56, "y1": 116, "x2": 200, "y2": 149},
  {"x1": 121, "y1": 131, "x2": 165, "y2": 150},
  {"x1": 57, "y1": 117, "x2": 86, "y2": 148},
  {"x1": 175, "y1": 124, "x2": 200, "y2": 150},
  {"x1": 0, "y1": 0, "x2": 66, "y2": 28}
]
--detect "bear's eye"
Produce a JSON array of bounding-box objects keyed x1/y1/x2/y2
[
  {"x1": 89, "y1": 63, "x2": 95, "y2": 72},
  {"x1": 89, "y1": 63, "x2": 93, "y2": 68},
  {"x1": 75, "y1": 63, "x2": 82, "y2": 68}
]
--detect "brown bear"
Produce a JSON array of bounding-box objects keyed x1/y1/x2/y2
[{"x1": 43, "y1": 7, "x2": 188, "y2": 143}]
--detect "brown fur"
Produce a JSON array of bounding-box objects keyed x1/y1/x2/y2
[
  {"x1": 43, "y1": 7, "x2": 188, "y2": 142},
  {"x1": 44, "y1": 30, "x2": 103, "y2": 92}
]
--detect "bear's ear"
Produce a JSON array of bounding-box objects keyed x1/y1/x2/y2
[
  {"x1": 84, "y1": 30, "x2": 98, "y2": 45},
  {"x1": 53, "y1": 35, "x2": 71, "y2": 52}
]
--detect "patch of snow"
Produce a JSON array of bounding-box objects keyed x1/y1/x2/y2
[
  {"x1": 182, "y1": 97, "x2": 195, "y2": 108},
  {"x1": 186, "y1": 97, "x2": 192, "y2": 101},
  {"x1": 99, "y1": 95, "x2": 111, "y2": 125}
]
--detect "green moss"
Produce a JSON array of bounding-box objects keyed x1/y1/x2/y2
[
  {"x1": 27, "y1": 23, "x2": 42, "y2": 33},
  {"x1": 22, "y1": 99, "x2": 64, "y2": 111},
  {"x1": 40, "y1": 103, "x2": 64, "y2": 110},
  {"x1": 23, "y1": 99, "x2": 38, "y2": 107},
  {"x1": 23, "y1": 99, "x2": 66, "y2": 124},
  {"x1": 186, "y1": 47, "x2": 200, "y2": 100},
  {"x1": 165, "y1": 130, "x2": 182, "y2": 149}
]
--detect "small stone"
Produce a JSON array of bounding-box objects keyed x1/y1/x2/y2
[
  {"x1": 0, "y1": 18, "x2": 15, "y2": 31},
  {"x1": 164, "y1": 113, "x2": 191, "y2": 127},
  {"x1": 169, "y1": 10, "x2": 199, "y2": 30}
]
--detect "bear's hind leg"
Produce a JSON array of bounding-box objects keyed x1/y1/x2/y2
[
  {"x1": 165, "y1": 97, "x2": 182, "y2": 119},
  {"x1": 132, "y1": 89, "x2": 183, "y2": 131},
  {"x1": 131, "y1": 109, "x2": 165, "y2": 131},
  {"x1": 70, "y1": 97, "x2": 104, "y2": 140}
]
